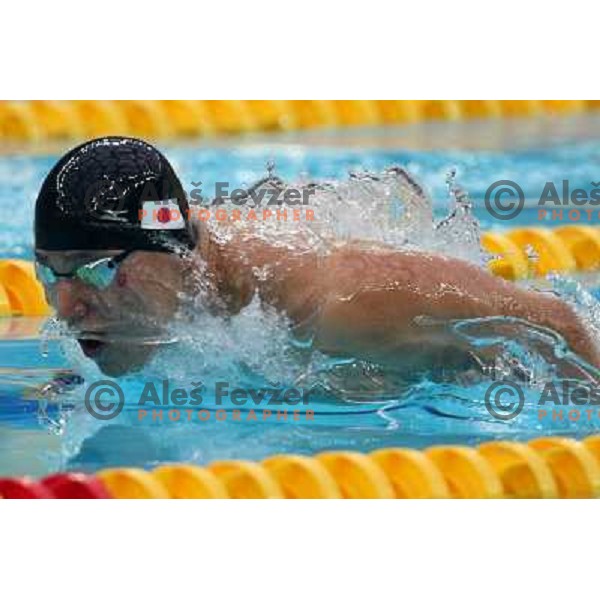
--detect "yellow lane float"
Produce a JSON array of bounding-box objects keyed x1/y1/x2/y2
[
  {"x1": 3, "y1": 100, "x2": 600, "y2": 143},
  {"x1": 9, "y1": 432, "x2": 600, "y2": 498}
]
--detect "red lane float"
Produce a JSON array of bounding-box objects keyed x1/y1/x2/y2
[
  {"x1": 41, "y1": 473, "x2": 111, "y2": 499},
  {"x1": 0, "y1": 477, "x2": 54, "y2": 499}
]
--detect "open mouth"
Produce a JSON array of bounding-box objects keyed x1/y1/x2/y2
[
  {"x1": 78, "y1": 339, "x2": 106, "y2": 358},
  {"x1": 76, "y1": 333, "x2": 179, "y2": 358}
]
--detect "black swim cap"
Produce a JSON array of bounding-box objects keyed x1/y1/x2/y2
[{"x1": 35, "y1": 136, "x2": 196, "y2": 252}]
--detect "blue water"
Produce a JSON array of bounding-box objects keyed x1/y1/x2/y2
[{"x1": 2, "y1": 136, "x2": 600, "y2": 476}]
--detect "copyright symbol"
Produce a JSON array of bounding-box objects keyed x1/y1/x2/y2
[
  {"x1": 85, "y1": 380, "x2": 125, "y2": 421},
  {"x1": 485, "y1": 381, "x2": 525, "y2": 421},
  {"x1": 485, "y1": 180, "x2": 525, "y2": 221}
]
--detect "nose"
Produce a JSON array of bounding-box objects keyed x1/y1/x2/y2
[{"x1": 52, "y1": 280, "x2": 90, "y2": 322}]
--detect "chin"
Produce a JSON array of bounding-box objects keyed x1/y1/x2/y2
[
  {"x1": 95, "y1": 356, "x2": 142, "y2": 377},
  {"x1": 81, "y1": 341, "x2": 154, "y2": 377}
]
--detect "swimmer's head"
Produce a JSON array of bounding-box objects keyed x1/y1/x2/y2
[{"x1": 34, "y1": 136, "x2": 198, "y2": 376}]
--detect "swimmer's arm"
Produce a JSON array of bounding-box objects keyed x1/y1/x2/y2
[{"x1": 312, "y1": 249, "x2": 600, "y2": 370}]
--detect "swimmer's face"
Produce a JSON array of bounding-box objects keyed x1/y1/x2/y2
[{"x1": 35, "y1": 249, "x2": 189, "y2": 376}]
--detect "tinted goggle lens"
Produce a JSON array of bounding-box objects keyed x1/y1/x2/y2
[
  {"x1": 35, "y1": 262, "x2": 58, "y2": 286},
  {"x1": 76, "y1": 258, "x2": 118, "y2": 289},
  {"x1": 35, "y1": 257, "x2": 121, "y2": 290}
]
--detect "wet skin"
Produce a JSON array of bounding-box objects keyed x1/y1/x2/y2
[
  {"x1": 36, "y1": 221, "x2": 600, "y2": 376},
  {"x1": 200, "y1": 224, "x2": 600, "y2": 373}
]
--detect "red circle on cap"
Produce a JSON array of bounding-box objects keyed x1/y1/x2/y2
[
  {"x1": 0, "y1": 478, "x2": 54, "y2": 499},
  {"x1": 157, "y1": 207, "x2": 171, "y2": 224},
  {"x1": 41, "y1": 473, "x2": 111, "y2": 499}
]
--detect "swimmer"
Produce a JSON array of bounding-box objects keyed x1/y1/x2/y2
[{"x1": 34, "y1": 137, "x2": 600, "y2": 377}]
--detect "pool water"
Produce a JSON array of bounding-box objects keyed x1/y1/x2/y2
[{"x1": 3, "y1": 125, "x2": 600, "y2": 477}]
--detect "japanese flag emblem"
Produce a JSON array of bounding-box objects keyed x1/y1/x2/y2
[{"x1": 140, "y1": 199, "x2": 185, "y2": 230}]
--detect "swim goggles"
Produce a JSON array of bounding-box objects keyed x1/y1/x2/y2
[{"x1": 34, "y1": 250, "x2": 133, "y2": 290}]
